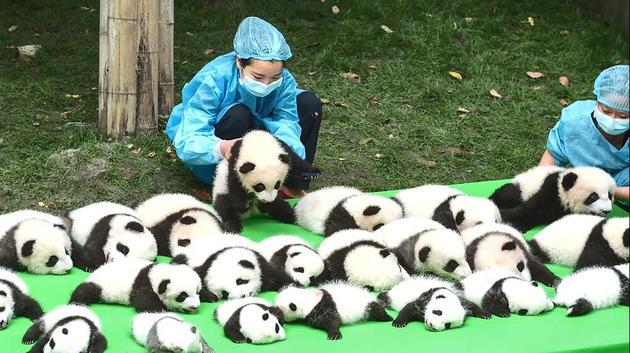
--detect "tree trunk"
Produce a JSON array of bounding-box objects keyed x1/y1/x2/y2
[
  {"x1": 158, "y1": 0, "x2": 174, "y2": 119},
  {"x1": 136, "y1": 0, "x2": 159, "y2": 134}
]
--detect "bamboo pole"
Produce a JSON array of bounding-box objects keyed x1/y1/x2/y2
[
  {"x1": 136, "y1": 0, "x2": 159, "y2": 134},
  {"x1": 158, "y1": 0, "x2": 174, "y2": 118},
  {"x1": 98, "y1": 0, "x2": 109, "y2": 133}
]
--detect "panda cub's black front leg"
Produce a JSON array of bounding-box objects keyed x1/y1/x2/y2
[
  {"x1": 69, "y1": 282, "x2": 102, "y2": 306},
  {"x1": 258, "y1": 197, "x2": 295, "y2": 224},
  {"x1": 324, "y1": 321, "x2": 343, "y2": 340},
  {"x1": 214, "y1": 194, "x2": 243, "y2": 233},
  {"x1": 22, "y1": 323, "x2": 44, "y2": 344},
  {"x1": 392, "y1": 302, "x2": 422, "y2": 328}
]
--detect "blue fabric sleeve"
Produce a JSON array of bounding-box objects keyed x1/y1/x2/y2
[
  {"x1": 613, "y1": 167, "x2": 629, "y2": 187},
  {"x1": 545, "y1": 119, "x2": 569, "y2": 166},
  {"x1": 171, "y1": 78, "x2": 223, "y2": 166}
]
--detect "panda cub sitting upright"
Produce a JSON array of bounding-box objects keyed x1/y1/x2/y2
[
  {"x1": 0, "y1": 266, "x2": 43, "y2": 329},
  {"x1": 132, "y1": 312, "x2": 214, "y2": 353},
  {"x1": 212, "y1": 130, "x2": 320, "y2": 233},
  {"x1": 489, "y1": 166, "x2": 616, "y2": 232},
  {"x1": 214, "y1": 297, "x2": 286, "y2": 344},
  {"x1": 258, "y1": 235, "x2": 329, "y2": 286}
]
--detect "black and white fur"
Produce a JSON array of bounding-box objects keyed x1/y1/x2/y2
[
  {"x1": 67, "y1": 202, "x2": 157, "y2": 272},
  {"x1": 0, "y1": 266, "x2": 43, "y2": 329},
  {"x1": 461, "y1": 223, "x2": 560, "y2": 287},
  {"x1": 214, "y1": 297, "x2": 286, "y2": 344},
  {"x1": 172, "y1": 234, "x2": 295, "y2": 302},
  {"x1": 554, "y1": 263, "x2": 629, "y2": 316},
  {"x1": 393, "y1": 185, "x2": 501, "y2": 232},
  {"x1": 528, "y1": 215, "x2": 629, "y2": 270},
  {"x1": 275, "y1": 281, "x2": 392, "y2": 340},
  {"x1": 132, "y1": 312, "x2": 214, "y2": 353},
  {"x1": 212, "y1": 130, "x2": 320, "y2": 233},
  {"x1": 295, "y1": 186, "x2": 403, "y2": 236},
  {"x1": 258, "y1": 235, "x2": 329, "y2": 286},
  {"x1": 69, "y1": 258, "x2": 203, "y2": 313},
  {"x1": 0, "y1": 210, "x2": 73, "y2": 274},
  {"x1": 22, "y1": 304, "x2": 107, "y2": 353},
  {"x1": 317, "y1": 229, "x2": 408, "y2": 291},
  {"x1": 375, "y1": 217, "x2": 472, "y2": 280},
  {"x1": 378, "y1": 275, "x2": 490, "y2": 330},
  {"x1": 135, "y1": 193, "x2": 225, "y2": 257},
  {"x1": 457, "y1": 268, "x2": 554, "y2": 318},
  {"x1": 490, "y1": 166, "x2": 616, "y2": 232}
]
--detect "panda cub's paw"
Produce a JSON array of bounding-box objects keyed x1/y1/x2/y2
[
  {"x1": 327, "y1": 332, "x2": 342, "y2": 340},
  {"x1": 392, "y1": 319, "x2": 408, "y2": 328}
]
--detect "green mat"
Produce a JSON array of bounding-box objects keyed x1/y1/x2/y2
[{"x1": 1, "y1": 179, "x2": 628, "y2": 353}]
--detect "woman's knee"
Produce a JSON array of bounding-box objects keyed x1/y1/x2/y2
[
  {"x1": 297, "y1": 91, "x2": 323, "y2": 121},
  {"x1": 215, "y1": 104, "x2": 254, "y2": 139}
]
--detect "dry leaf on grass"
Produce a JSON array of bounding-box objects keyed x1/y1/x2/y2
[
  {"x1": 440, "y1": 145, "x2": 465, "y2": 155},
  {"x1": 331, "y1": 5, "x2": 340, "y2": 14},
  {"x1": 489, "y1": 89, "x2": 503, "y2": 98},
  {"x1": 333, "y1": 101, "x2": 349, "y2": 108},
  {"x1": 368, "y1": 96, "x2": 380, "y2": 105},
  {"x1": 560, "y1": 30, "x2": 570, "y2": 36},
  {"x1": 32, "y1": 122, "x2": 41, "y2": 127},
  {"x1": 8, "y1": 25, "x2": 17, "y2": 32},
  {"x1": 320, "y1": 98, "x2": 330, "y2": 104},
  {"x1": 416, "y1": 157, "x2": 437, "y2": 168},
  {"x1": 359, "y1": 138, "x2": 373, "y2": 145},
  {"x1": 37, "y1": 201, "x2": 48, "y2": 208},
  {"x1": 204, "y1": 48, "x2": 214, "y2": 55},
  {"x1": 527, "y1": 17, "x2": 535, "y2": 26},
  {"x1": 559, "y1": 76, "x2": 569, "y2": 87},
  {"x1": 532, "y1": 86, "x2": 543, "y2": 91},
  {"x1": 341, "y1": 72, "x2": 361, "y2": 84},
  {"x1": 126, "y1": 144, "x2": 134, "y2": 149},
  {"x1": 147, "y1": 151, "x2": 156, "y2": 158},
  {"x1": 308, "y1": 71, "x2": 318, "y2": 76},
  {"x1": 65, "y1": 94, "x2": 80, "y2": 98},
  {"x1": 560, "y1": 98, "x2": 570, "y2": 107},
  {"x1": 449, "y1": 71, "x2": 463, "y2": 80},
  {"x1": 380, "y1": 25, "x2": 394, "y2": 33},
  {"x1": 388, "y1": 133, "x2": 394, "y2": 139},
  {"x1": 526, "y1": 71, "x2": 544, "y2": 79},
  {"x1": 132, "y1": 148, "x2": 142, "y2": 154},
  {"x1": 374, "y1": 153, "x2": 384, "y2": 158},
  {"x1": 338, "y1": 157, "x2": 346, "y2": 161},
  {"x1": 368, "y1": 65, "x2": 377, "y2": 70},
  {"x1": 457, "y1": 107, "x2": 470, "y2": 114}
]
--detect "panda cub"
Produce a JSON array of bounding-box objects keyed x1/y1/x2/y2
[
  {"x1": 554, "y1": 263, "x2": 628, "y2": 316},
  {"x1": 461, "y1": 223, "x2": 560, "y2": 287},
  {"x1": 393, "y1": 185, "x2": 501, "y2": 232},
  {"x1": 317, "y1": 229, "x2": 408, "y2": 291},
  {"x1": 0, "y1": 266, "x2": 43, "y2": 329},
  {"x1": 275, "y1": 281, "x2": 392, "y2": 340},
  {"x1": 215, "y1": 297, "x2": 286, "y2": 344},
  {"x1": 490, "y1": 166, "x2": 616, "y2": 232},
  {"x1": 457, "y1": 268, "x2": 554, "y2": 318},
  {"x1": 528, "y1": 215, "x2": 629, "y2": 270},
  {"x1": 135, "y1": 193, "x2": 225, "y2": 257},
  {"x1": 375, "y1": 217, "x2": 472, "y2": 280},
  {"x1": 67, "y1": 202, "x2": 157, "y2": 272},
  {"x1": 132, "y1": 312, "x2": 214, "y2": 353},
  {"x1": 0, "y1": 210, "x2": 73, "y2": 275},
  {"x1": 294, "y1": 186, "x2": 403, "y2": 236},
  {"x1": 69, "y1": 258, "x2": 203, "y2": 313},
  {"x1": 378, "y1": 275, "x2": 491, "y2": 330},
  {"x1": 258, "y1": 235, "x2": 329, "y2": 286},
  {"x1": 22, "y1": 304, "x2": 107, "y2": 353},
  {"x1": 172, "y1": 234, "x2": 295, "y2": 302},
  {"x1": 212, "y1": 130, "x2": 320, "y2": 233}
]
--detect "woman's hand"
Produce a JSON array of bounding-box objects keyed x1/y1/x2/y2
[{"x1": 220, "y1": 139, "x2": 239, "y2": 159}]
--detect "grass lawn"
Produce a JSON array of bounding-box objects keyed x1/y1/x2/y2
[{"x1": 0, "y1": 0, "x2": 628, "y2": 213}]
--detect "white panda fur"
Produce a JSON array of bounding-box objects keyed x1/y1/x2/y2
[
  {"x1": 294, "y1": 186, "x2": 363, "y2": 234},
  {"x1": 317, "y1": 229, "x2": 408, "y2": 291},
  {"x1": 258, "y1": 235, "x2": 328, "y2": 286},
  {"x1": 393, "y1": 185, "x2": 501, "y2": 232},
  {"x1": 214, "y1": 297, "x2": 285, "y2": 344},
  {"x1": 374, "y1": 217, "x2": 471, "y2": 280},
  {"x1": 490, "y1": 166, "x2": 617, "y2": 232},
  {"x1": 377, "y1": 275, "x2": 491, "y2": 330},
  {"x1": 67, "y1": 202, "x2": 157, "y2": 271},
  {"x1": 212, "y1": 130, "x2": 319, "y2": 233},
  {"x1": 458, "y1": 268, "x2": 554, "y2": 317},
  {"x1": 528, "y1": 215, "x2": 629, "y2": 269},
  {"x1": 461, "y1": 223, "x2": 560, "y2": 287},
  {"x1": 69, "y1": 258, "x2": 202, "y2": 313},
  {"x1": 554, "y1": 263, "x2": 629, "y2": 316},
  {"x1": 0, "y1": 266, "x2": 43, "y2": 329},
  {"x1": 135, "y1": 193, "x2": 225, "y2": 257},
  {"x1": 275, "y1": 281, "x2": 392, "y2": 340},
  {"x1": 22, "y1": 304, "x2": 107, "y2": 353},
  {"x1": 132, "y1": 312, "x2": 214, "y2": 353},
  {"x1": 0, "y1": 210, "x2": 73, "y2": 275}
]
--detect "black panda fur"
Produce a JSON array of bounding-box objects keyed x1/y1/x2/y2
[{"x1": 268, "y1": 244, "x2": 331, "y2": 286}]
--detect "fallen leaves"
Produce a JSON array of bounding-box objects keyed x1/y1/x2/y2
[
  {"x1": 559, "y1": 30, "x2": 570, "y2": 36},
  {"x1": 8, "y1": 25, "x2": 17, "y2": 32},
  {"x1": 380, "y1": 25, "x2": 394, "y2": 34},
  {"x1": 37, "y1": 201, "x2": 48, "y2": 208},
  {"x1": 65, "y1": 94, "x2": 80, "y2": 99},
  {"x1": 559, "y1": 76, "x2": 569, "y2": 87},
  {"x1": 457, "y1": 107, "x2": 471, "y2": 114},
  {"x1": 449, "y1": 71, "x2": 463, "y2": 80},
  {"x1": 147, "y1": 151, "x2": 156, "y2": 158},
  {"x1": 374, "y1": 153, "x2": 384, "y2": 158},
  {"x1": 32, "y1": 122, "x2": 41, "y2": 127},
  {"x1": 359, "y1": 138, "x2": 373, "y2": 145},
  {"x1": 126, "y1": 144, "x2": 134, "y2": 149},
  {"x1": 527, "y1": 16, "x2": 535, "y2": 26},
  {"x1": 320, "y1": 98, "x2": 330, "y2": 104},
  {"x1": 332, "y1": 101, "x2": 349, "y2": 108},
  {"x1": 440, "y1": 145, "x2": 466, "y2": 155},
  {"x1": 80, "y1": 6, "x2": 96, "y2": 12},
  {"x1": 560, "y1": 98, "x2": 570, "y2": 107},
  {"x1": 415, "y1": 157, "x2": 437, "y2": 168},
  {"x1": 367, "y1": 96, "x2": 380, "y2": 105},
  {"x1": 331, "y1": 5, "x2": 340, "y2": 14},
  {"x1": 341, "y1": 72, "x2": 361, "y2": 84},
  {"x1": 166, "y1": 146, "x2": 177, "y2": 161},
  {"x1": 204, "y1": 48, "x2": 214, "y2": 55},
  {"x1": 308, "y1": 71, "x2": 318, "y2": 76},
  {"x1": 489, "y1": 89, "x2": 503, "y2": 98},
  {"x1": 526, "y1": 71, "x2": 544, "y2": 79}
]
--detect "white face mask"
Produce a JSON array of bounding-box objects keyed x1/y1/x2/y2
[
  {"x1": 239, "y1": 70, "x2": 283, "y2": 98},
  {"x1": 593, "y1": 107, "x2": 630, "y2": 135}
]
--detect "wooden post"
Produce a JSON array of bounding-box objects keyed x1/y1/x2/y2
[
  {"x1": 158, "y1": 0, "x2": 174, "y2": 118},
  {"x1": 98, "y1": 0, "x2": 109, "y2": 133},
  {"x1": 136, "y1": 0, "x2": 159, "y2": 134}
]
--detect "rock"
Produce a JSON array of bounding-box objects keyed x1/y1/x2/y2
[
  {"x1": 17, "y1": 45, "x2": 42, "y2": 62},
  {"x1": 47, "y1": 149, "x2": 80, "y2": 164}
]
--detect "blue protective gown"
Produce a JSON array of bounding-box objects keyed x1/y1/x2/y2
[
  {"x1": 546, "y1": 100, "x2": 629, "y2": 187},
  {"x1": 166, "y1": 52, "x2": 305, "y2": 184}
]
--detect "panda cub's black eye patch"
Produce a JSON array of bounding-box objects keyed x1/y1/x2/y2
[
  {"x1": 62, "y1": 328, "x2": 68, "y2": 335},
  {"x1": 274, "y1": 181, "x2": 281, "y2": 190},
  {"x1": 262, "y1": 313, "x2": 269, "y2": 321},
  {"x1": 289, "y1": 252, "x2": 301, "y2": 257},
  {"x1": 293, "y1": 267, "x2": 305, "y2": 273},
  {"x1": 0, "y1": 291, "x2": 5, "y2": 296},
  {"x1": 517, "y1": 261, "x2": 525, "y2": 272},
  {"x1": 289, "y1": 303, "x2": 297, "y2": 311},
  {"x1": 236, "y1": 278, "x2": 250, "y2": 285},
  {"x1": 435, "y1": 295, "x2": 446, "y2": 299},
  {"x1": 175, "y1": 292, "x2": 189, "y2": 303},
  {"x1": 0, "y1": 307, "x2": 5, "y2": 312},
  {"x1": 253, "y1": 183, "x2": 265, "y2": 192},
  {"x1": 432, "y1": 310, "x2": 443, "y2": 316},
  {"x1": 116, "y1": 243, "x2": 129, "y2": 256},
  {"x1": 46, "y1": 256, "x2": 59, "y2": 267},
  {"x1": 178, "y1": 239, "x2": 191, "y2": 247},
  {"x1": 443, "y1": 260, "x2": 459, "y2": 273},
  {"x1": 585, "y1": 192, "x2": 599, "y2": 205}
]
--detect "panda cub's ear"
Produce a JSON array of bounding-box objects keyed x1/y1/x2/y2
[
  {"x1": 21, "y1": 240, "x2": 36, "y2": 257},
  {"x1": 239, "y1": 162, "x2": 256, "y2": 174},
  {"x1": 455, "y1": 211, "x2": 465, "y2": 226},
  {"x1": 418, "y1": 246, "x2": 431, "y2": 262},
  {"x1": 279, "y1": 154, "x2": 291, "y2": 165},
  {"x1": 501, "y1": 241, "x2": 517, "y2": 251},
  {"x1": 125, "y1": 221, "x2": 144, "y2": 233},
  {"x1": 561, "y1": 172, "x2": 578, "y2": 191},
  {"x1": 158, "y1": 280, "x2": 171, "y2": 295},
  {"x1": 363, "y1": 206, "x2": 381, "y2": 216}
]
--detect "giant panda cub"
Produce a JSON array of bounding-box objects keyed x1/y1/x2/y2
[
  {"x1": 258, "y1": 235, "x2": 329, "y2": 286},
  {"x1": 294, "y1": 186, "x2": 403, "y2": 236},
  {"x1": 393, "y1": 185, "x2": 501, "y2": 232},
  {"x1": 275, "y1": 281, "x2": 392, "y2": 340},
  {"x1": 528, "y1": 215, "x2": 629, "y2": 270},
  {"x1": 317, "y1": 229, "x2": 408, "y2": 291},
  {"x1": 461, "y1": 223, "x2": 560, "y2": 287},
  {"x1": 69, "y1": 258, "x2": 203, "y2": 313},
  {"x1": 214, "y1": 297, "x2": 286, "y2": 344},
  {"x1": 378, "y1": 275, "x2": 491, "y2": 330},
  {"x1": 67, "y1": 201, "x2": 157, "y2": 272},
  {"x1": 0, "y1": 210, "x2": 73, "y2": 275},
  {"x1": 135, "y1": 193, "x2": 225, "y2": 257},
  {"x1": 489, "y1": 166, "x2": 616, "y2": 232},
  {"x1": 554, "y1": 263, "x2": 628, "y2": 316},
  {"x1": 132, "y1": 312, "x2": 214, "y2": 353},
  {"x1": 212, "y1": 130, "x2": 320, "y2": 233},
  {"x1": 375, "y1": 217, "x2": 472, "y2": 280},
  {"x1": 457, "y1": 268, "x2": 554, "y2": 318},
  {"x1": 0, "y1": 266, "x2": 43, "y2": 329},
  {"x1": 22, "y1": 304, "x2": 107, "y2": 353},
  {"x1": 172, "y1": 234, "x2": 295, "y2": 302}
]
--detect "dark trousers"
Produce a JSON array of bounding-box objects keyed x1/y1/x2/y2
[{"x1": 214, "y1": 90, "x2": 323, "y2": 189}]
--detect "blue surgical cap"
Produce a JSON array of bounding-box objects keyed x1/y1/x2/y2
[
  {"x1": 593, "y1": 65, "x2": 629, "y2": 112},
  {"x1": 233, "y1": 17, "x2": 292, "y2": 61}
]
